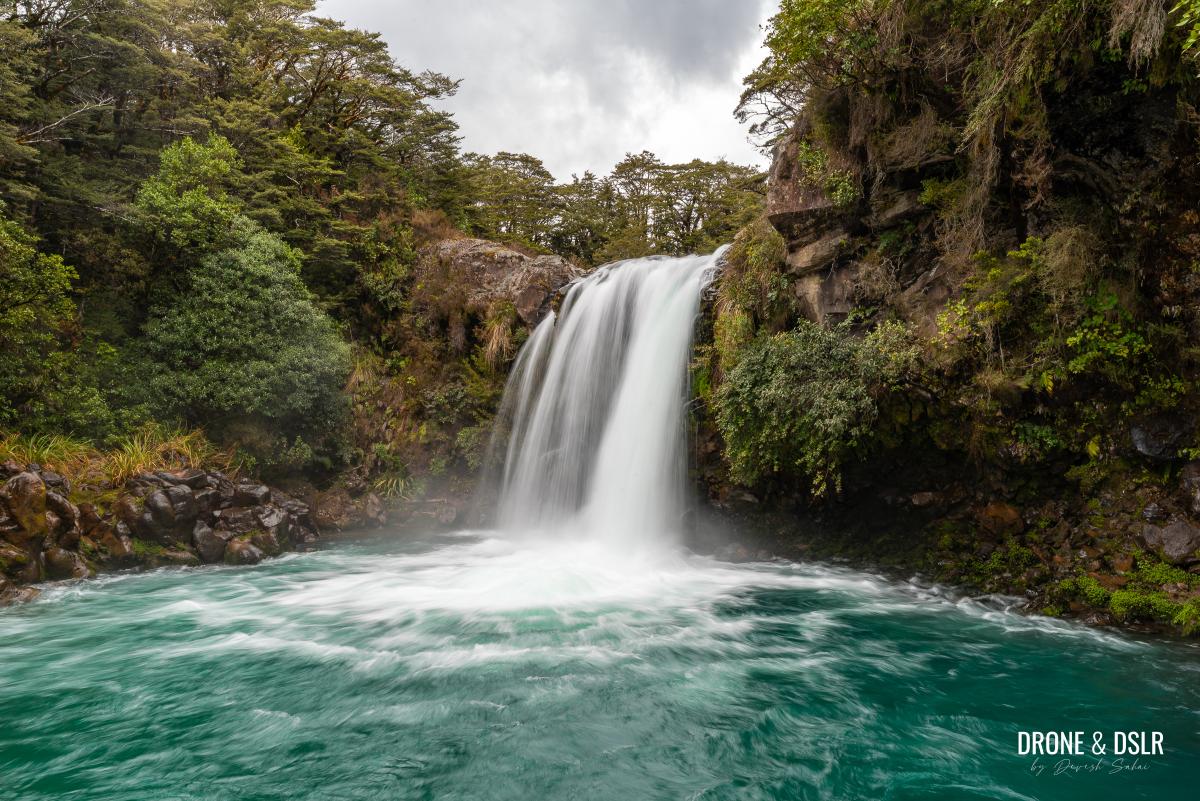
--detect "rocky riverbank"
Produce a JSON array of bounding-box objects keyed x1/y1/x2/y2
[{"x1": 0, "y1": 462, "x2": 324, "y2": 605}]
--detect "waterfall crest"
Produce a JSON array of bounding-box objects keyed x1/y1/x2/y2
[{"x1": 494, "y1": 248, "x2": 723, "y2": 548}]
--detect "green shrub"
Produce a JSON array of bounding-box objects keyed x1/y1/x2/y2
[
  {"x1": 714, "y1": 320, "x2": 915, "y2": 496},
  {"x1": 136, "y1": 226, "x2": 351, "y2": 469}
]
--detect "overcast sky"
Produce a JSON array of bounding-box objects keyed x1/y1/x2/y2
[{"x1": 317, "y1": 0, "x2": 773, "y2": 180}]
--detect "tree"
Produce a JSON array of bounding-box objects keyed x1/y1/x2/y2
[
  {"x1": 0, "y1": 210, "x2": 76, "y2": 427},
  {"x1": 137, "y1": 225, "x2": 351, "y2": 468},
  {"x1": 465, "y1": 152, "x2": 559, "y2": 249}
]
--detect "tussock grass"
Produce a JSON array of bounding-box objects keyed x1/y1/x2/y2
[{"x1": 0, "y1": 424, "x2": 234, "y2": 486}]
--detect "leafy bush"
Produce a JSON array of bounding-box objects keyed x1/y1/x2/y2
[
  {"x1": 714, "y1": 320, "x2": 916, "y2": 496},
  {"x1": 136, "y1": 225, "x2": 351, "y2": 468}
]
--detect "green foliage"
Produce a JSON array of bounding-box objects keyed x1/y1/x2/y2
[
  {"x1": 1173, "y1": 0, "x2": 1200, "y2": 60},
  {"x1": 714, "y1": 217, "x2": 790, "y2": 372},
  {"x1": 1058, "y1": 575, "x2": 1111, "y2": 607},
  {"x1": 136, "y1": 136, "x2": 244, "y2": 251},
  {"x1": 0, "y1": 211, "x2": 124, "y2": 437},
  {"x1": 795, "y1": 141, "x2": 860, "y2": 207},
  {"x1": 1108, "y1": 588, "x2": 1178, "y2": 621},
  {"x1": 714, "y1": 320, "x2": 917, "y2": 496},
  {"x1": 1057, "y1": 552, "x2": 1200, "y2": 631},
  {"x1": 737, "y1": 0, "x2": 884, "y2": 137},
  {"x1": 1064, "y1": 293, "x2": 1150, "y2": 381},
  {"x1": 137, "y1": 224, "x2": 351, "y2": 468},
  {"x1": 468, "y1": 151, "x2": 764, "y2": 264},
  {"x1": 0, "y1": 212, "x2": 77, "y2": 426}
]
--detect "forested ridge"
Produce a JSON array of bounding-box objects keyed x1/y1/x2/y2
[{"x1": 0, "y1": 0, "x2": 762, "y2": 480}]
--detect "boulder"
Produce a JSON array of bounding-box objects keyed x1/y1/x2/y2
[
  {"x1": 250, "y1": 530, "x2": 281, "y2": 555},
  {"x1": 77, "y1": 503, "x2": 103, "y2": 537},
  {"x1": 193, "y1": 487, "x2": 221, "y2": 516},
  {"x1": 39, "y1": 470, "x2": 70, "y2": 494},
  {"x1": 0, "y1": 540, "x2": 29, "y2": 578},
  {"x1": 97, "y1": 523, "x2": 135, "y2": 561},
  {"x1": 192, "y1": 521, "x2": 227, "y2": 564},
  {"x1": 256, "y1": 505, "x2": 290, "y2": 542},
  {"x1": 144, "y1": 490, "x2": 175, "y2": 528},
  {"x1": 213, "y1": 507, "x2": 258, "y2": 536},
  {"x1": 155, "y1": 469, "x2": 209, "y2": 489},
  {"x1": 1129, "y1": 414, "x2": 1187, "y2": 461},
  {"x1": 0, "y1": 580, "x2": 40, "y2": 606},
  {"x1": 165, "y1": 484, "x2": 198, "y2": 536},
  {"x1": 0, "y1": 472, "x2": 48, "y2": 543},
  {"x1": 224, "y1": 539, "x2": 264, "y2": 566},
  {"x1": 233, "y1": 483, "x2": 271, "y2": 507},
  {"x1": 43, "y1": 547, "x2": 89, "y2": 580},
  {"x1": 416, "y1": 238, "x2": 584, "y2": 327},
  {"x1": 1142, "y1": 521, "x2": 1200, "y2": 565},
  {"x1": 45, "y1": 492, "x2": 81, "y2": 548}
]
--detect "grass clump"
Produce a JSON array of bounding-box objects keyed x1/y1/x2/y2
[{"x1": 0, "y1": 424, "x2": 232, "y2": 486}]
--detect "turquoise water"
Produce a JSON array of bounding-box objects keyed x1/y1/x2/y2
[{"x1": 1, "y1": 531, "x2": 1197, "y2": 801}]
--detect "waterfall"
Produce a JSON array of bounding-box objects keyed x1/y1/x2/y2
[{"x1": 494, "y1": 248, "x2": 724, "y2": 548}]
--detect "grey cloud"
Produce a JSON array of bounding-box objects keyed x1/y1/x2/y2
[{"x1": 318, "y1": 0, "x2": 772, "y2": 178}]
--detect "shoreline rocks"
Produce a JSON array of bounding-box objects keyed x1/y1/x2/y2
[{"x1": 0, "y1": 463, "x2": 319, "y2": 605}]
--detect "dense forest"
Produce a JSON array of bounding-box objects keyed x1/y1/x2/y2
[{"x1": 0, "y1": 0, "x2": 762, "y2": 482}]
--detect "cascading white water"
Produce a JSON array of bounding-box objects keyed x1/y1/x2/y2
[{"x1": 494, "y1": 248, "x2": 725, "y2": 548}]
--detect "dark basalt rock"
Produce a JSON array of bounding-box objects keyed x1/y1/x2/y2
[
  {"x1": 44, "y1": 492, "x2": 80, "y2": 549},
  {"x1": 0, "y1": 463, "x2": 320, "y2": 602},
  {"x1": 234, "y1": 483, "x2": 271, "y2": 507},
  {"x1": 98, "y1": 523, "x2": 135, "y2": 562},
  {"x1": 192, "y1": 521, "x2": 228, "y2": 564},
  {"x1": 1142, "y1": 520, "x2": 1200, "y2": 565},
  {"x1": 1129, "y1": 415, "x2": 1188, "y2": 462},
  {"x1": 44, "y1": 547, "x2": 88, "y2": 580},
  {"x1": 250, "y1": 530, "x2": 281, "y2": 555},
  {"x1": 144, "y1": 490, "x2": 175, "y2": 528},
  {"x1": 256, "y1": 505, "x2": 290, "y2": 542},
  {"x1": 224, "y1": 538, "x2": 264, "y2": 565}
]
